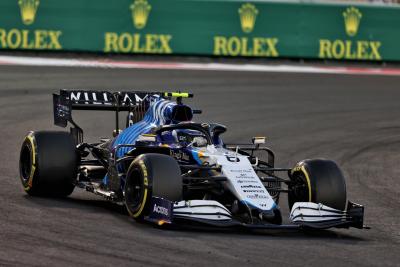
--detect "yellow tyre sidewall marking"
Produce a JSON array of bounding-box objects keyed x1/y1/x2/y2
[
  {"x1": 132, "y1": 160, "x2": 149, "y2": 218},
  {"x1": 24, "y1": 135, "x2": 36, "y2": 191},
  {"x1": 300, "y1": 165, "x2": 312, "y2": 202}
]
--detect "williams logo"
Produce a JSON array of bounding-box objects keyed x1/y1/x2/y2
[
  {"x1": 214, "y1": 3, "x2": 279, "y2": 57},
  {"x1": 0, "y1": 0, "x2": 62, "y2": 50},
  {"x1": 319, "y1": 6, "x2": 382, "y2": 61},
  {"x1": 130, "y1": 0, "x2": 151, "y2": 30},
  {"x1": 238, "y1": 3, "x2": 258, "y2": 33},
  {"x1": 343, "y1": 6, "x2": 362, "y2": 37},
  {"x1": 104, "y1": 0, "x2": 172, "y2": 54},
  {"x1": 18, "y1": 0, "x2": 39, "y2": 25}
]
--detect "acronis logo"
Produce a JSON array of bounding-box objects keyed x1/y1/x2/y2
[{"x1": 153, "y1": 204, "x2": 169, "y2": 216}]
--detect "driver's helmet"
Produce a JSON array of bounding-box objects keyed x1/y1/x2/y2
[{"x1": 161, "y1": 129, "x2": 208, "y2": 147}]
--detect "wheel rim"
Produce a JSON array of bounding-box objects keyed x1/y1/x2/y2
[
  {"x1": 19, "y1": 143, "x2": 33, "y2": 184},
  {"x1": 125, "y1": 168, "x2": 144, "y2": 213},
  {"x1": 289, "y1": 172, "x2": 310, "y2": 206}
]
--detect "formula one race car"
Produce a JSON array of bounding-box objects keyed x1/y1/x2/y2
[{"x1": 19, "y1": 90, "x2": 365, "y2": 230}]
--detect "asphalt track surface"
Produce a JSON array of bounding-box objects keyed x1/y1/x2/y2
[{"x1": 0, "y1": 64, "x2": 399, "y2": 266}]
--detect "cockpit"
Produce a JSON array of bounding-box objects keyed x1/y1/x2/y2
[
  {"x1": 156, "y1": 122, "x2": 226, "y2": 148},
  {"x1": 161, "y1": 129, "x2": 209, "y2": 147}
]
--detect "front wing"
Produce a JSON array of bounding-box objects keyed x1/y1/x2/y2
[{"x1": 144, "y1": 197, "x2": 366, "y2": 230}]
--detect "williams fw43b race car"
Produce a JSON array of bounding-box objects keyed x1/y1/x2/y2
[{"x1": 19, "y1": 90, "x2": 366, "y2": 230}]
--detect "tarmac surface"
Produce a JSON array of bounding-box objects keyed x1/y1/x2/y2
[{"x1": 0, "y1": 65, "x2": 399, "y2": 266}]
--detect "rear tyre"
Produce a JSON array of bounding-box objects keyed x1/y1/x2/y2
[
  {"x1": 288, "y1": 159, "x2": 347, "y2": 210},
  {"x1": 124, "y1": 153, "x2": 182, "y2": 220},
  {"x1": 19, "y1": 131, "x2": 77, "y2": 197}
]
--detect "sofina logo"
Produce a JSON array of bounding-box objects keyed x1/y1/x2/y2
[
  {"x1": 130, "y1": 0, "x2": 151, "y2": 30},
  {"x1": 238, "y1": 3, "x2": 258, "y2": 33},
  {"x1": 318, "y1": 6, "x2": 381, "y2": 60},
  {"x1": 343, "y1": 6, "x2": 362, "y2": 37},
  {"x1": 18, "y1": 0, "x2": 39, "y2": 25}
]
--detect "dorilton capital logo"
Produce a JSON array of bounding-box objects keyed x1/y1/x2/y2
[
  {"x1": 18, "y1": 0, "x2": 39, "y2": 25},
  {"x1": 130, "y1": 0, "x2": 151, "y2": 30},
  {"x1": 343, "y1": 6, "x2": 362, "y2": 37},
  {"x1": 238, "y1": 3, "x2": 258, "y2": 33}
]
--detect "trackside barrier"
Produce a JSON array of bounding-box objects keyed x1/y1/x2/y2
[{"x1": 0, "y1": 0, "x2": 399, "y2": 61}]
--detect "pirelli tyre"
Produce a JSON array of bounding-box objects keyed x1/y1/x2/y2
[
  {"x1": 19, "y1": 131, "x2": 77, "y2": 197},
  {"x1": 288, "y1": 159, "x2": 347, "y2": 211},
  {"x1": 124, "y1": 153, "x2": 182, "y2": 220}
]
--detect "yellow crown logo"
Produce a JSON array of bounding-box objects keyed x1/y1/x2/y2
[
  {"x1": 18, "y1": 0, "x2": 40, "y2": 25},
  {"x1": 238, "y1": 3, "x2": 258, "y2": 33},
  {"x1": 130, "y1": 0, "x2": 151, "y2": 30},
  {"x1": 343, "y1": 6, "x2": 362, "y2": 37}
]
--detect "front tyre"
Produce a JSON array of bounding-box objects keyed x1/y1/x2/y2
[
  {"x1": 19, "y1": 131, "x2": 77, "y2": 197},
  {"x1": 288, "y1": 159, "x2": 347, "y2": 211},
  {"x1": 124, "y1": 154, "x2": 182, "y2": 220}
]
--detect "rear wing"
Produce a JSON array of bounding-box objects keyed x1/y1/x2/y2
[{"x1": 53, "y1": 89, "x2": 193, "y2": 142}]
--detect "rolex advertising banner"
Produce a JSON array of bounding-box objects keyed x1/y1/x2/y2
[{"x1": 0, "y1": 0, "x2": 400, "y2": 61}]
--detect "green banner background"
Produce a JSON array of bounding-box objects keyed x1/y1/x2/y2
[{"x1": 0, "y1": 0, "x2": 399, "y2": 61}]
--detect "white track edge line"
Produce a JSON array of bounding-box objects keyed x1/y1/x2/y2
[{"x1": 0, "y1": 55, "x2": 399, "y2": 76}]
